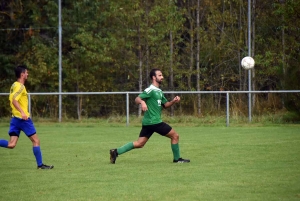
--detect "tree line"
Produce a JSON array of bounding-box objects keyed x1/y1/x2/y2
[{"x1": 0, "y1": 0, "x2": 299, "y2": 120}]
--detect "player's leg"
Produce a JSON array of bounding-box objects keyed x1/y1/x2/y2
[
  {"x1": 0, "y1": 118, "x2": 21, "y2": 148},
  {"x1": 165, "y1": 128, "x2": 181, "y2": 159},
  {"x1": 23, "y1": 119, "x2": 53, "y2": 169},
  {"x1": 132, "y1": 137, "x2": 149, "y2": 148},
  {"x1": 161, "y1": 123, "x2": 190, "y2": 163},
  {"x1": 110, "y1": 137, "x2": 149, "y2": 164},
  {"x1": 110, "y1": 126, "x2": 153, "y2": 164},
  {"x1": 0, "y1": 136, "x2": 19, "y2": 148},
  {"x1": 28, "y1": 133, "x2": 53, "y2": 169},
  {"x1": 156, "y1": 123, "x2": 181, "y2": 161},
  {"x1": 28, "y1": 133, "x2": 42, "y2": 166},
  {"x1": 117, "y1": 136, "x2": 149, "y2": 154}
]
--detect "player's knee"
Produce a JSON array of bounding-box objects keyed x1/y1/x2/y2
[
  {"x1": 172, "y1": 133, "x2": 179, "y2": 141},
  {"x1": 32, "y1": 139, "x2": 40, "y2": 146},
  {"x1": 170, "y1": 133, "x2": 179, "y2": 143}
]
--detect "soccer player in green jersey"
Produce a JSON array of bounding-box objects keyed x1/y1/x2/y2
[
  {"x1": 0, "y1": 65, "x2": 53, "y2": 169},
  {"x1": 110, "y1": 68, "x2": 190, "y2": 164}
]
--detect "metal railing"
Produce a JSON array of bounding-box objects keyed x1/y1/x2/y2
[{"x1": 0, "y1": 90, "x2": 299, "y2": 127}]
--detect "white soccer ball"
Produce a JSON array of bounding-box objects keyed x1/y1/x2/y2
[{"x1": 241, "y1": 56, "x2": 255, "y2": 70}]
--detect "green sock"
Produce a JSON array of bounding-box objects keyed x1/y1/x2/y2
[
  {"x1": 117, "y1": 142, "x2": 134, "y2": 155},
  {"x1": 171, "y1": 143, "x2": 181, "y2": 160}
]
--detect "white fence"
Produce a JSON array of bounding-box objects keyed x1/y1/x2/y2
[{"x1": 0, "y1": 90, "x2": 299, "y2": 127}]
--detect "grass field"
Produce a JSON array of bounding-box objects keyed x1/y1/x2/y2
[{"x1": 0, "y1": 122, "x2": 300, "y2": 201}]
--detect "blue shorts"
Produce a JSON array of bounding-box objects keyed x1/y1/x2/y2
[{"x1": 8, "y1": 117, "x2": 37, "y2": 137}]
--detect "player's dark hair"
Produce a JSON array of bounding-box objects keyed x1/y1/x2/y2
[
  {"x1": 15, "y1": 65, "x2": 27, "y2": 78},
  {"x1": 149, "y1": 68, "x2": 161, "y2": 80}
]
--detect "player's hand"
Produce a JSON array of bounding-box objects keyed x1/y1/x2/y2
[
  {"x1": 141, "y1": 101, "x2": 148, "y2": 111},
  {"x1": 21, "y1": 112, "x2": 28, "y2": 120},
  {"x1": 173, "y1": 96, "x2": 180, "y2": 103}
]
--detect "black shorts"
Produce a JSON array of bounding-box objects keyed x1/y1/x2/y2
[{"x1": 139, "y1": 122, "x2": 172, "y2": 139}]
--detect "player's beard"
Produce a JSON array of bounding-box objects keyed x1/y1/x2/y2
[{"x1": 156, "y1": 78, "x2": 162, "y2": 84}]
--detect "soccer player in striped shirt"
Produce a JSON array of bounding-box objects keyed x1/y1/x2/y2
[
  {"x1": 110, "y1": 68, "x2": 190, "y2": 164},
  {"x1": 0, "y1": 65, "x2": 53, "y2": 169}
]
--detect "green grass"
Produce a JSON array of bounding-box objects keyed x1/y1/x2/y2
[{"x1": 0, "y1": 123, "x2": 300, "y2": 201}]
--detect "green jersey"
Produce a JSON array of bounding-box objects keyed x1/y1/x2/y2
[{"x1": 139, "y1": 84, "x2": 168, "y2": 125}]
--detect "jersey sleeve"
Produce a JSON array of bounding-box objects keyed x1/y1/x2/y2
[
  {"x1": 10, "y1": 83, "x2": 25, "y2": 102},
  {"x1": 139, "y1": 90, "x2": 151, "y2": 100}
]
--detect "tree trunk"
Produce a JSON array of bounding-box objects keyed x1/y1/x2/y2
[
  {"x1": 76, "y1": 64, "x2": 81, "y2": 120},
  {"x1": 138, "y1": 25, "x2": 143, "y2": 117},
  {"x1": 169, "y1": 30, "x2": 174, "y2": 116},
  {"x1": 188, "y1": 16, "x2": 194, "y2": 90},
  {"x1": 186, "y1": 0, "x2": 194, "y2": 91}
]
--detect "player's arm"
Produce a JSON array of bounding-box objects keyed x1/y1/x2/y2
[
  {"x1": 163, "y1": 96, "x2": 180, "y2": 108},
  {"x1": 135, "y1": 96, "x2": 148, "y2": 111},
  {"x1": 12, "y1": 99, "x2": 28, "y2": 120}
]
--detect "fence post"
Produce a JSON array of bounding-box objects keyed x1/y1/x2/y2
[
  {"x1": 126, "y1": 93, "x2": 129, "y2": 126},
  {"x1": 28, "y1": 94, "x2": 32, "y2": 119},
  {"x1": 226, "y1": 92, "x2": 229, "y2": 127}
]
